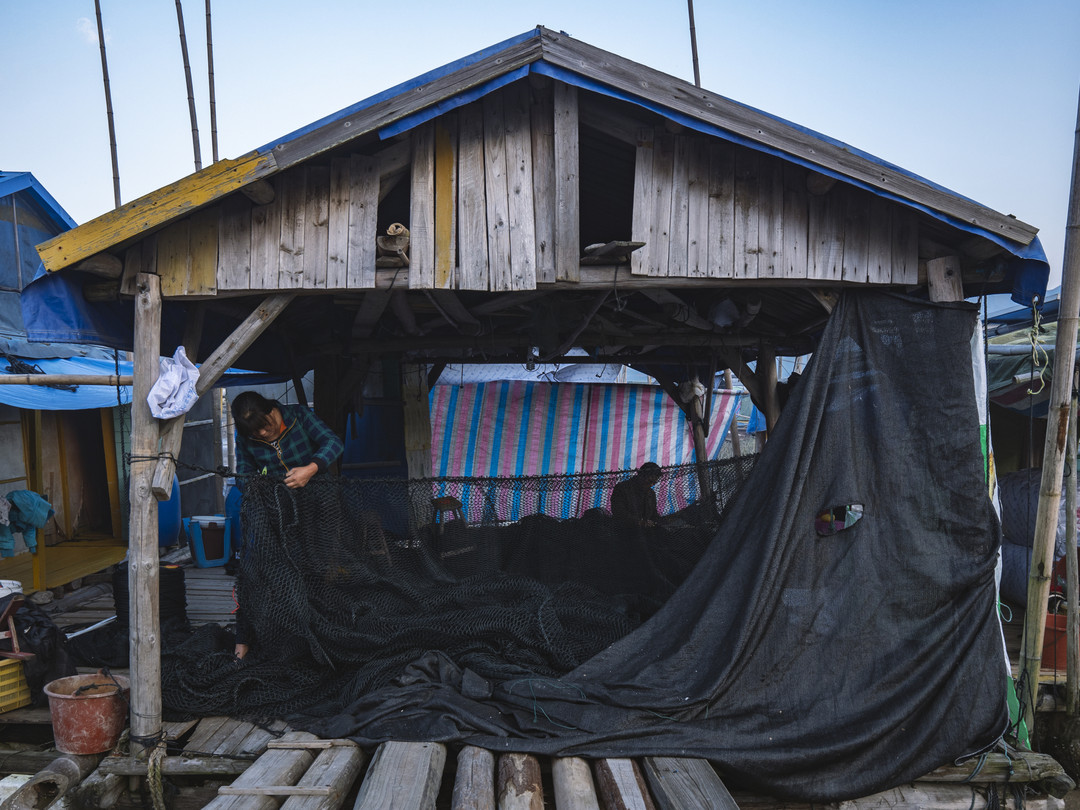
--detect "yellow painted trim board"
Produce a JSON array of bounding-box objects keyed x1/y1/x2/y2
[{"x1": 37, "y1": 150, "x2": 277, "y2": 273}]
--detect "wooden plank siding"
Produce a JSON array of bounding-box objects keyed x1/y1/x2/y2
[
  {"x1": 129, "y1": 81, "x2": 919, "y2": 296},
  {"x1": 631, "y1": 129, "x2": 918, "y2": 283}
]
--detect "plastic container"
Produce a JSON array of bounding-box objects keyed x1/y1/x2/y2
[
  {"x1": 225, "y1": 481, "x2": 244, "y2": 556},
  {"x1": 184, "y1": 516, "x2": 231, "y2": 568},
  {"x1": 44, "y1": 673, "x2": 129, "y2": 754},
  {"x1": 0, "y1": 659, "x2": 31, "y2": 713},
  {"x1": 157, "y1": 474, "x2": 182, "y2": 547}
]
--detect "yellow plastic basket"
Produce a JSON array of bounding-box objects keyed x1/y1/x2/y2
[{"x1": 0, "y1": 658, "x2": 31, "y2": 713}]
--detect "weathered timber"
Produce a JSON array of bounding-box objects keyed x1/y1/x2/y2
[
  {"x1": 240, "y1": 179, "x2": 275, "y2": 206},
  {"x1": 537, "y1": 28, "x2": 1036, "y2": 245},
  {"x1": 504, "y1": 81, "x2": 537, "y2": 290},
  {"x1": 552, "y1": 757, "x2": 601, "y2": 810},
  {"x1": 641, "y1": 757, "x2": 738, "y2": 810},
  {"x1": 280, "y1": 743, "x2": 366, "y2": 810},
  {"x1": 353, "y1": 741, "x2": 446, "y2": 810},
  {"x1": 75, "y1": 253, "x2": 124, "y2": 279},
  {"x1": 0, "y1": 753, "x2": 102, "y2": 810},
  {"x1": 204, "y1": 731, "x2": 318, "y2": 810},
  {"x1": 130, "y1": 273, "x2": 163, "y2": 757},
  {"x1": 482, "y1": 91, "x2": 512, "y2": 291},
  {"x1": 434, "y1": 118, "x2": 458, "y2": 290},
  {"x1": 927, "y1": 255, "x2": 964, "y2": 302},
  {"x1": 457, "y1": 102, "x2": 489, "y2": 290},
  {"x1": 593, "y1": 758, "x2": 656, "y2": 810},
  {"x1": 38, "y1": 151, "x2": 277, "y2": 274},
  {"x1": 553, "y1": 81, "x2": 580, "y2": 283},
  {"x1": 451, "y1": 746, "x2": 495, "y2": 810},
  {"x1": 72, "y1": 768, "x2": 126, "y2": 810},
  {"x1": 497, "y1": 753, "x2": 544, "y2": 810},
  {"x1": 97, "y1": 756, "x2": 252, "y2": 776},
  {"x1": 409, "y1": 123, "x2": 436, "y2": 289}
]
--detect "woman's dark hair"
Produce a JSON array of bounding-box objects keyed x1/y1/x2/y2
[{"x1": 231, "y1": 391, "x2": 279, "y2": 438}]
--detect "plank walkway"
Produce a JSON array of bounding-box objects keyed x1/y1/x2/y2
[{"x1": 8, "y1": 558, "x2": 1072, "y2": 807}]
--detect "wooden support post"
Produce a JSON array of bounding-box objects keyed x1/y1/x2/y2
[
  {"x1": 402, "y1": 363, "x2": 432, "y2": 479},
  {"x1": 552, "y1": 757, "x2": 601, "y2": 810},
  {"x1": 757, "y1": 343, "x2": 780, "y2": 436},
  {"x1": 1020, "y1": 83, "x2": 1080, "y2": 737},
  {"x1": 130, "y1": 272, "x2": 163, "y2": 758},
  {"x1": 497, "y1": 753, "x2": 544, "y2": 810},
  {"x1": 724, "y1": 369, "x2": 743, "y2": 458},
  {"x1": 451, "y1": 746, "x2": 495, "y2": 810},
  {"x1": 151, "y1": 293, "x2": 295, "y2": 498}
]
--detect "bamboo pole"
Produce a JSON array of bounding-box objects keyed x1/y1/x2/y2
[
  {"x1": 174, "y1": 0, "x2": 202, "y2": 171},
  {"x1": 0, "y1": 375, "x2": 131, "y2": 386},
  {"x1": 93, "y1": 0, "x2": 121, "y2": 208},
  {"x1": 1019, "y1": 80, "x2": 1080, "y2": 735},
  {"x1": 205, "y1": 0, "x2": 218, "y2": 163},
  {"x1": 1067, "y1": 369, "x2": 1079, "y2": 715},
  {"x1": 129, "y1": 273, "x2": 163, "y2": 758},
  {"x1": 724, "y1": 369, "x2": 742, "y2": 458}
]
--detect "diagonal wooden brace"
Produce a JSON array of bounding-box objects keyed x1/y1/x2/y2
[{"x1": 151, "y1": 293, "x2": 296, "y2": 499}]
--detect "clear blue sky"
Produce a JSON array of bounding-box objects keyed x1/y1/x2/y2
[{"x1": 3, "y1": 0, "x2": 1078, "y2": 287}]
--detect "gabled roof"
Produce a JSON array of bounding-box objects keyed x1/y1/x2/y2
[
  {"x1": 0, "y1": 172, "x2": 77, "y2": 231},
  {"x1": 37, "y1": 27, "x2": 1041, "y2": 275}
]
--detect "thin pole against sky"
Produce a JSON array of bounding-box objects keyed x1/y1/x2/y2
[
  {"x1": 205, "y1": 0, "x2": 218, "y2": 163},
  {"x1": 94, "y1": 0, "x2": 122, "y2": 208},
  {"x1": 687, "y1": 0, "x2": 701, "y2": 88},
  {"x1": 174, "y1": 0, "x2": 203, "y2": 171}
]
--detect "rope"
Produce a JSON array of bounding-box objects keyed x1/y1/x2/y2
[
  {"x1": 147, "y1": 736, "x2": 168, "y2": 810},
  {"x1": 1027, "y1": 296, "x2": 1048, "y2": 396}
]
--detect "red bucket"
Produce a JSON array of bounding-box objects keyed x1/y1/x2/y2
[
  {"x1": 44, "y1": 673, "x2": 130, "y2": 754},
  {"x1": 1043, "y1": 613, "x2": 1072, "y2": 671}
]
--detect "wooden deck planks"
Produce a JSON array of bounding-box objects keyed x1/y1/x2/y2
[
  {"x1": 642, "y1": 757, "x2": 738, "y2": 810},
  {"x1": 353, "y1": 741, "x2": 446, "y2": 810}
]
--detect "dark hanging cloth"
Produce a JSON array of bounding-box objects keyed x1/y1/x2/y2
[{"x1": 166, "y1": 291, "x2": 1008, "y2": 802}]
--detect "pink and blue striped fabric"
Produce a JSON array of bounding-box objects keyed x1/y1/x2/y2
[{"x1": 431, "y1": 381, "x2": 740, "y2": 479}]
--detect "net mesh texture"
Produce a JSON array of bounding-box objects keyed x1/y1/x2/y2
[{"x1": 159, "y1": 455, "x2": 755, "y2": 720}]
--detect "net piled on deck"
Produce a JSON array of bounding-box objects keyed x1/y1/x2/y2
[{"x1": 160, "y1": 456, "x2": 754, "y2": 719}]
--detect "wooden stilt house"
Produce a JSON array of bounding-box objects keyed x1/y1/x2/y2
[{"x1": 27, "y1": 27, "x2": 1052, "y2": 799}]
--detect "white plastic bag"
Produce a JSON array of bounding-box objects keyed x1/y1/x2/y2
[{"x1": 147, "y1": 346, "x2": 200, "y2": 419}]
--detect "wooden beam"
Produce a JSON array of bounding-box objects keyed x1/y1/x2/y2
[
  {"x1": 38, "y1": 151, "x2": 277, "y2": 273},
  {"x1": 927, "y1": 255, "x2": 964, "y2": 302},
  {"x1": 130, "y1": 273, "x2": 163, "y2": 758},
  {"x1": 151, "y1": 293, "x2": 295, "y2": 498},
  {"x1": 757, "y1": 342, "x2": 780, "y2": 435}
]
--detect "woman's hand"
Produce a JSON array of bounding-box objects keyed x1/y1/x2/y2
[
  {"x1": 284, "y1": 462, "x2": 319, "y2": 489},
  {"x1": 234, "y1": 643, "x2": 249, "y2": 660}
]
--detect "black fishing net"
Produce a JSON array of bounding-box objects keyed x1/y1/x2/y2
[{"x1": 159, "y1": 456, "x2": 753, "y2": 719}]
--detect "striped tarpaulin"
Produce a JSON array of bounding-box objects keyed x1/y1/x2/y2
[{"x1": 431, "y1": 381, "x2": 741, "y2": 479}]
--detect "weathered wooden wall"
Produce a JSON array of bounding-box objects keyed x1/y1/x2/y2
[
  {"x1": 125, "y1": 79, "x2": 918, "y2": 296},
  {"x1": 631, "y1": 132, "x2": 919, "y2": 283}
]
